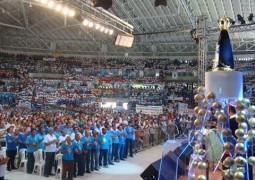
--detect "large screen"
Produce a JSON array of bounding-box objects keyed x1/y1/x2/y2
[{"x1": 115, "y1": 34, "x2": 134, "y2": 48}]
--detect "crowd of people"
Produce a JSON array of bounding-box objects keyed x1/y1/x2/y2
[
  {"x1": 0, "y1": 105, "x2": 184, "y2": 179},
  {"x1": 0, "y1": 53, "x2": 199, "y2": 109}
]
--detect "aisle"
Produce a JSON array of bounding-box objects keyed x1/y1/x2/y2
[{"x1": 5, "y1": 144, "x2": 169, "y2": 180}]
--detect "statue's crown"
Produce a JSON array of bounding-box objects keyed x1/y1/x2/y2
[{"x1": 218, "y1": 17, "x2": 232, "y2": 30}]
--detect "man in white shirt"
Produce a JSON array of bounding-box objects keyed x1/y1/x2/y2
[
  {"x1": 0, "y1": 147, "x2": 9, "y2": 180},
  {"x1": 43, "y1": 127, "x2": 57, "y2": 177},
  {"x1": 71, "y1": 127, "x2": 82, "y2": 141},
  {"x1": 59, "y1": 130, "x2": 69, "y2": 146}
]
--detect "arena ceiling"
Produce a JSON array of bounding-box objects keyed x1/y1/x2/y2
[{"x1": 0, "y1": 0, "x2": 254, "y2": 57}]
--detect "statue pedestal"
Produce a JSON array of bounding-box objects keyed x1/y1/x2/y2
[{"x1": 205, "y1": 71, "x2": 243, "y2": 99}]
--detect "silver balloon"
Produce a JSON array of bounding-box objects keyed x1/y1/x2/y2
[
  {"x1": 197, "y1": 162, "x2": 207, "y2": 170},
  {"x1": 235, "y1": 143, "x2": 246, "y2": 154},
  {"x1": 248, "y1": 117, "x2": 255, "y2": 128},
  {"x1": 223, "y1": 142, "x2": 234, "y2": 150},
  {"x1": 222, "y1": 128, "x2": 232, "y2": 137},
  {"x1": 248, "y1": 156, "x2": 255, "y2": 165},
  {"x1": 223, "y1": 157, "x2": 234, "y2": 168},
  {"x1": 234, "y1": 172, "x2": 244, "y2": 180},
  {"x1": 234, "y1": 156, "x2": 247, "y2": 166},
  {"x1": 235, "y1": 129, "x2": 245, "y2": 138},
  {"x1": 248, "y1": 129, "x2": 255, "y2": 138},
  {"x1": 236, "y1": 114, "x2": 246, "y2": 123},
  {"x1": 238, "y1": 122, "x2": 247, "y2": 130},
  {"x1": 197, "y1": 175, "x2": 207, "y2": 180}
]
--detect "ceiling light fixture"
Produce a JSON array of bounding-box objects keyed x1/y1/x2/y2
[
  {"x1": 47, "y1": 1, "x2": 55, "y2": 8},
  {"x1": 83, "y1": 19, "x2": 89, "y2": 26},
  {"x1": 55, "y1": 4, "x2": 62, "y2": 11},
  {"x1": 68, "y1": 10, "x2": 75, "y2": 17}
]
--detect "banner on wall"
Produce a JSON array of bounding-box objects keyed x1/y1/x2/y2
[
  {"x1": 136, "y1": 105, "x2": 163, "y2": 115},
  {"x1": 178, "y1": 102, "x2": 188, "y2": 115},
  {"x1": 43, "y1": 57, "x2": 56, "y2": 61}
]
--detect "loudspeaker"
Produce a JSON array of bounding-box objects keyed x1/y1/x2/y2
[
  {"x1": 141, "y1": 143, "x2": 193, "y2": 180},
  {"x1": 91, "y1": 0, "x2": 112, "y2": 10},
  {"x1": 141, "y1": 159, "x2": 161, "y2": 180},
  {"x1": 155, "y1": 0, "x2": 167, "y2": 7},
  {"x1": 173, "y1": 143, "x2": 193, "y2": 165}
]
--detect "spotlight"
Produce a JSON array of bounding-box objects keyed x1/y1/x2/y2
[
  {"x1": 47, "y1": 1, "x2": 55, "y2": 8},
  {"x1": 55, "y1": 4, "x2": 62, "y2": 11},
  {"x1": 248, "y1": 13, "x2": 254, "y2": 22},
  {"x1": 83, "y1": 19, "x2": 89, "y2": 26},
  {"x1": 100, "y1": 27, "x2": 105, "y2": 32},
  {"x1": 40, "y1": 0, "x2": 48, "y2": 4},
  {"x1": 95, "y1": 24, "x2": 101, "y2": 30},
  {"x1": 68, "y1": 9, "x2": 75, "y2": 17},
  {"x1": 88, "y1": 22, "x2": 94, "y2": 28},
  {"x1": 229, "y1": 18, "x2": 236, "y2": 25},
  {"x1": 237, "y1": 14, "x2": 245, "y2": 25},
  {"x1": 109, "y1": 29, "x2": 114, "y2": 35},
  {"x1": 62, "y1": 7, "x2": 69, "y2": 15},
  {"x1": 155, "y1": 0, "x2": 167, "y2": 7},
  {"x1": 91, "y1": 0, "x2": 112, "y2": 10},
  {"x1": 104, "y1": 29, "x2": 109, "y2": 33}
]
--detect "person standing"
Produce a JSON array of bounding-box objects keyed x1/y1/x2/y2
[
  {"x1": 99, "y1": 128, "x2": 111, "y2": 168},
  {"x1": 0, "y1": 122, "x2": 6, "y2": 147},
  {"x1": 0, "y1": 146, "x2": 9, "y2": 180},
  {"x1": 60, "y1": 136, "x2": 75, "y2": 180},
  {"x1": 17, "y1": 126, "x2": 27, "y2": 168},
  {"x1": 118, "y1": 126, "x2": 127, "y2": 160},
  {"x1": 25, "y1": 128, "x2": 39, "y2": 174},
  {"x1": 111, "y1": 124, "x2": 120, "y2": 162},
  {"x1": 43, "y1": 127, "x2": 57, "y2": 177},
  {"x1": 6, "y1": 127, "x2": 18, "y2": 171},
  {"x1": 81, "y1": 130, "x2": 92, "y2": 173},
  {"x1": 91, "y1": 130, "x2": 100, "y2": 171},
  {"x1": 37, "y1": 126, "x2": 45, "y2": 150},
  {"x1": 125, "y1": 121, "x2": 134, "y2": 157},
  {"x1": 73, "y1": 134, "x2": 83, "y2": 177},
  {"x1": 106, "y1": 125, "x2": 114, "y2": 165}
]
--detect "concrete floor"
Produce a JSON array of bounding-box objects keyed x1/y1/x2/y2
[{"x1": 5, "y1": 144, "x2": 167, "y2": 180}]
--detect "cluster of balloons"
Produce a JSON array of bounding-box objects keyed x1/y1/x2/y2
[{"x1": 188, "y1": 86, "x2": 255, "y2": 180}]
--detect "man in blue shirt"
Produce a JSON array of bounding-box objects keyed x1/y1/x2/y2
[
  {"x1": 17, "y1": 126, "x2": 27, "y2": 168},
  {"x1": 65, "y1": 122, "x2": 73, "y2": 136},
  {"x1": 106, "y1": 125, "x2": 114, "y2": 165},
  {"x1": 111, "y1": 124, "x2": 120, "y2": 162},
  {"x1": 125, "y1": 121, "x2": 134, "y2": 157},
  {"x1": 91, "y1": 130, "x2": 100, "y2": 171},
  {"x1": 25, "y1": 128, "x2": 39, "y2": 174},
  {"x1": 99, "y1": 128, "x2": 111, "y2": 168},
  {"x1": 6, "y1": 127, "x2": 18, "y2": 171},
  {"x1": 81, "y1": 130, "x2": 92, "y2": 173},
  {"x1": 53, "y1": 126, "x2": 62, "y2": 140},
  {"x1": 73, "y1": 134, "x2": 84, "y2": 177},
  {"x1": 37, "y1": 126, "x2": 45, "y2": 150},
  {"x1": 60, "y1": 136, "x2": 75, "y2": 180},
  {"x1": 118, "y1": 126, "x2": 127, "y2": 160},
  {"x1": 18, "y1": 126, "x2": 27, "y2": 150}
]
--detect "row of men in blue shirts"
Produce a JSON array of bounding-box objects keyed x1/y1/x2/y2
[{"x1": 5, "y1": 121, "x2": 135, "y2": 178}]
